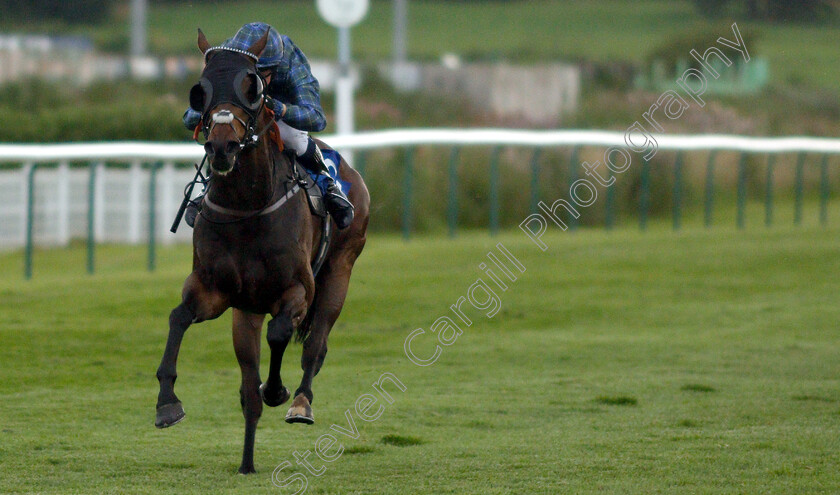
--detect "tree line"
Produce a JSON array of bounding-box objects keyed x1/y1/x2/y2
[
  {"x1": 0, "y1": 0, "x2": 224, "y2": 24},
  {"x1": 693, "y1": 0, "x2": 837, "y2": 21}
]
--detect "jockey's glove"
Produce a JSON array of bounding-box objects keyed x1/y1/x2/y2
[
  {"x1": 264, "y1": 95, "x2": 277, "y2": 111},
  {"x1": 264, "y1": 96, "x2": 287, "y2": 119},
  {"x1": 183, "y1": 108, "x2": 202, "y2": 130}
]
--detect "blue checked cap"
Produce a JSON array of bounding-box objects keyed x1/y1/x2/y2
[{"x1": 222, "y1": 22, "x2": 284, "y2": 69}]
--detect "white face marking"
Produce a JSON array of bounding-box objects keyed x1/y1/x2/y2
[{"x1": 212, "y1": 110, "x2": 235, "y2": 124}]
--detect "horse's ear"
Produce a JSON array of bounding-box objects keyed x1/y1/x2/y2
[
  {"x1": 247, "y1": 30, "x2": 270, "y2": 58},
  {"x1": 197, "y1": 28, "x2": 211, "y2": 54}
]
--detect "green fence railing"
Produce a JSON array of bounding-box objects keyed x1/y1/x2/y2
[
  {"x1": 20, "y1": 161, "x2": 171, "y2": 279},
  {"x1": 364, "y1": 146, "x2": 836, "y2": 240}
]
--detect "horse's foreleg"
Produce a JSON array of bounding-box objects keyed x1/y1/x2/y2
[
  {"x1": 232, "y1": 309, "x2": 264, "y2": 474},
  {"x1": 155, "y1": 273, "x2": 228, "y2": 429},
  {"x1": 155, "y1": 303, "x2": 194, "y2": 428},
  {"x1": 262, "y1": 284, "x2": 308, "y2": 408}
]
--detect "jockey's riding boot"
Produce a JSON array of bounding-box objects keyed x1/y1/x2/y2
[
  {"x1": 298, "y1": 139, "x2": 355, "y2": 229},
  {"x1": 322, "y1": 180, "x2": 354, "y2": 229}
]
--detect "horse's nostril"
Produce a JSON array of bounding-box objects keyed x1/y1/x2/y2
[
  {"x1": 225, "y1": 141, "x2": 241, "y2": 155},
  {"x1": 204, "y1": 142, "x2": 214, "y2": 156}
]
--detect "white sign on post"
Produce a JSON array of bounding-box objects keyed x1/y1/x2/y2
[
  {"x1": 316, "y1": 0, "x2": 368, "y2": 155},
  {"x1": 316, "y1": 0, "x2": 369, "y2": 28}
]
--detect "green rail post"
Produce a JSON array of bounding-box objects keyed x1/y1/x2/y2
[
  {"x1": 148, "y1": 162, "x2": 160, "y2": 272},
  {"x1": 736, "y1": 153, "x2": 747, "y2": 230},
  {"x1": 568, "y1": 147, "x2": 579, "y2": 231},
  {"x1": 794, "y1": 153, "x2": 805, "y2": 226},
  {"x1": 402, "y1": 147, "x2": 414, "y2": 240},
  {"x1": 354, "y1": 150, "x2": 366, "y2": 178},
  {"x1": 704, "y1": 151, "x2": 716, "y2": 228},
  {"x1": 673, "y1": 151, "x2": 684, "y2": 231},
  {"x1": 24, "y1": 163, "x2": 38, "y2": 280},
  {"x1": 820, "y1": 154, "x2": 829, "y2": 226},
  {"x1": 87, "y1": 162, "x2": 97, "y2": 275},
  {"x1": 447, "y1": 147, "x2": 460, "y2": 238},
  {"x1": 489, "y1": 146, "x2": 501, "y2": 236},
  {"x1": 605, "y1": 163, "x2": 616, "y2": 230},
  {"x1": 529, "y1": 148, "x2": 542, "y2": 215},
  {"x1": 765, "y1": 154, "x2": 775, "y2": 227},
  {"x1": 639, "y1": 159, "x2": 650, "y2": 231}
]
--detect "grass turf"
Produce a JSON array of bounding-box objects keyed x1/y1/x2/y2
[
  {"x1": 0, "y1": 226, "x2": 839, "y2": 493},
  {"x1": 155, "y1": 0, "x2": 840, "y2": 90}
]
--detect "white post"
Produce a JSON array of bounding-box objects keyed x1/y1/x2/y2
[
  {"x1": 317, "y1": 0, "x2": 368, "y2": 165},
  {"x1": 335, "y1": 77, "x2": 355, "y2": 136},
  {"x1": 393, "y1": 0, "x2": 407, "y2": 66},
  {"x1": 336, "y1": 26, "x2": 353, "y2": 135},
  {"x1": 336, "y1": 26, "x2": 354, "y2": 163},
  {"x1": 130, "y1": 0, "x2": 147, "y2": 57},
  {"x1": 128, "y1": 161, "x2": 142, "y2": 244},
  {"x1": 57, "y1": 161, "x2": 70, "y2": 246}
]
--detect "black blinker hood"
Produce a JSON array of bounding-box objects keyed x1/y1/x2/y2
[{"x1": 190, "y1": 50, "x2": 264, "y2": 119}]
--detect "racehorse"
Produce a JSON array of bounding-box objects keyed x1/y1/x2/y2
[{"x1": 154, "y1": 29, "x2": 370, "y2": 474}]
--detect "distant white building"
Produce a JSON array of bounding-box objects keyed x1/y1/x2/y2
[
  {"x1": 0, "y1": 33, "x2": 199, "y2": 85},
  {"x1": 382, "y1": 60, "x2": 581, "y2": 126}
]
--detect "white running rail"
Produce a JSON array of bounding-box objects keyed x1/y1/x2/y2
[{"x1": 1, "y1": 129, "x2": 839, "y2": 250}]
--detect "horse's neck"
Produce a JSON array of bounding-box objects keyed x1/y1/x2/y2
[{"x1": 208, "y1": 142, "x2": 282, "y2": 210}]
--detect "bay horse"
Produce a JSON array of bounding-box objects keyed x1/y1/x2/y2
[{"x1": 154, "y1": 29, "x2": 369, "y2": 474}]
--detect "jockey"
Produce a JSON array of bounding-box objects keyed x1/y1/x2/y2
[{"x1": 183, "y1": 22, "x2": 354, "y2": 229}]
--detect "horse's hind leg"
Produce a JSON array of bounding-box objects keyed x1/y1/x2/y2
[
  {"x1": 262, "y1": 284, "x2": 309, "y2": 408},
  {"x1": 232, "y1": 309, "x2": 265, "y2": 474},
  {"x1": 287, "y1": 260, "x2": 355, "y2": 425},
  {"x1": 260, "y1": 317, "x2": 293, "y2": 407}
]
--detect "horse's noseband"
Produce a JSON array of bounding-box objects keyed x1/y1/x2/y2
[{"x1": 206, "y1": 110, "x2": 258, "y2": 151}]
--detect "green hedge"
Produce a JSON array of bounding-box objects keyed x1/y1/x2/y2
[
  {"x1": 692, "y1": 0, "x2": 836, "y2": 22},
  {"x1": 0, "y1": 0, "x2": 115, "y2": 24},
  {"x1": 0, "y1": 80, "x2": 191, "y2": 143}
]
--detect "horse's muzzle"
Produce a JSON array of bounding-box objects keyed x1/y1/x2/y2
[{"x1": 205, "y1": 140, "x2": 241, "y2": 175}]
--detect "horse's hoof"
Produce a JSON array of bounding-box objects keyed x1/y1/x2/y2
[
  {"x1": 285, "y1": 394, "x2": 314, "y2": 425},
  {"x1": 260, "y1": 382, "x2": 290, "y2": 407},
  {"x1": 155, "y1": 402, "x2": 185, "y2": 429},
  {"x1": 238, "y1": 465, "x2": 256, "y2": 475}
]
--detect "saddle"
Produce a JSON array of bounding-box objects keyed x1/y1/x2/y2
[
  {"x1": 291, "y1": 157, "x2": 328, "y2": 219},
  {"x1": 278, "y1": 148, "x2": 331, "y2": 277}
]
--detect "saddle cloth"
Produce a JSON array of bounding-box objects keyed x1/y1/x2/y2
[
  {"x1": 313, "y1": 148, "x2": 352, "y2": 195},
  {"x1": 297, "y1": 147, "x2": 351, "y2": 218}
]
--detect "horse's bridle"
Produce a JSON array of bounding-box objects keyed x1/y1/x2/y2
[
  {"x1": 202, "y1": 103, "x2": 275, "y2": 152},
  {"x1": 189, "y1": 47, "x2": 276, "y2": 152},
  {"x1": 181, "y1": 47, "x2": 333, "y2": 275}
]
